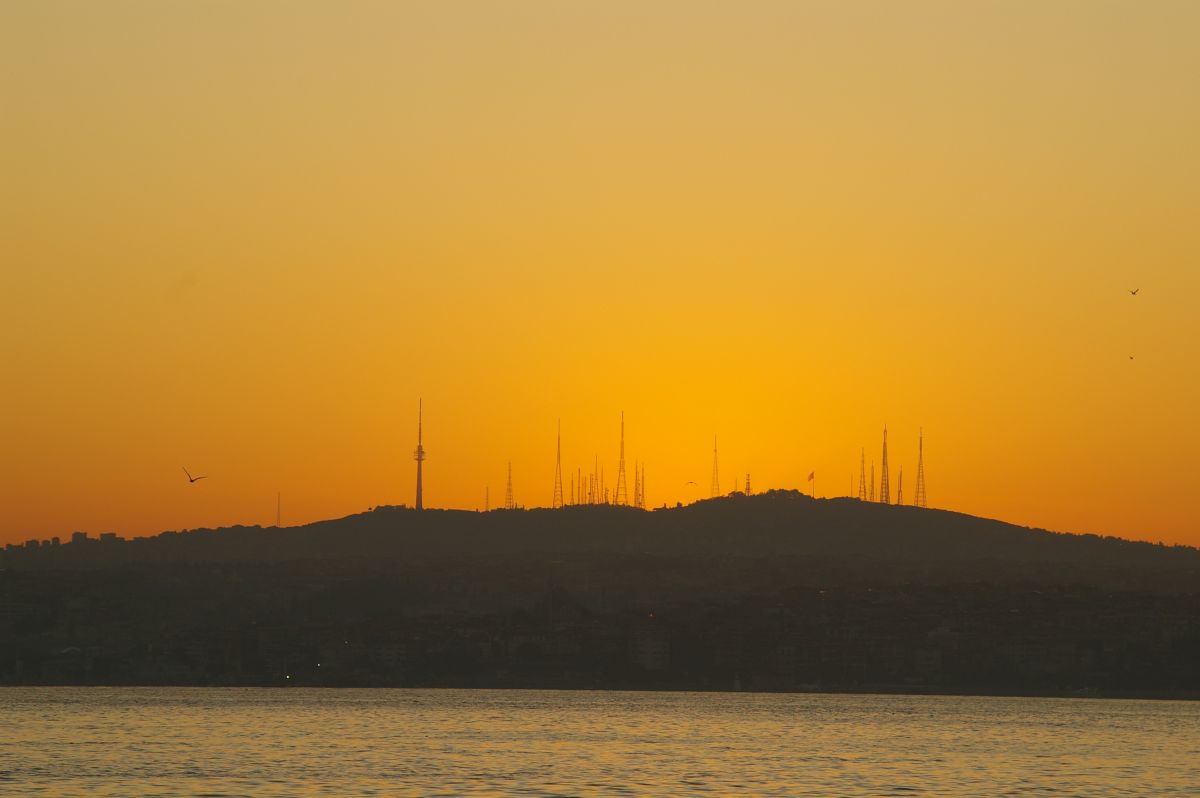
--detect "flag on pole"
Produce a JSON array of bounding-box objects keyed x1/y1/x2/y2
[{"x1": 807, "y1": 471, "x2": 814, "y2": 481}]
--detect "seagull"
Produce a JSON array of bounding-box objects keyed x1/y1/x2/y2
[
  {"x1": 183, "y1": 467, "x2": 207, "y2": 483},
  {"x1": 684, "y1": 480, "x2": 697, "y2": 486},
  {"x1": 1129, "y1": 288, "x2": 1139, "y2": 296}
]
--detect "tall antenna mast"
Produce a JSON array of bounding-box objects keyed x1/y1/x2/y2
[
  {"x1": 614, "y1": 411, "x2": 628, "y2": 505},
  {"x1": 504, "y1": 461, "x2": 515, "y2": 510},
  {"x1": 710, "y1": 435, "x2": 720, "y2": 498},
  {"x1": 552, "y1": 420, "x2": 564, "y2": 508},
  {"x1": 879, "y1": 426, "x2": 890, "y2": 504},
  {"x1": 276, "y1": 492, "x2": 280, "y2": 527},
  {"x1": 858, "y1": 448, "x2": 868, "y2": 501},
  {"x1": 413, "y1": 398, "x2": 426, "y2": 511},
  {"x1": 896, "y1": 466, "x2": 904, "y2": 505},
  {"x1": 869, "y1": 461, "x2": 875, "y2": 502},
  {"x1": 914, "y1": 428, "x2": 928, "y2": 508}
]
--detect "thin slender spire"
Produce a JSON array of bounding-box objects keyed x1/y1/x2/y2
[
  {"x1": 710, "y1": 435, "x2": 720, "y2": 498},
  {"x1": 615, "y1": 411, "x2": 628, "y2": 505},
  {"x1": 858, "y1": 448, "x2": 867, "y2": 501},
  {"x1": 504, "y1": 461, "x2": 515, "y2": 510},
  {"x1": 914, "y1": 428, "x2": 928, "y2": 508},
  {"x1": 413, "y1": 398, "x2": 426, "y2": 511},
  {"x1": 879, "y1": 426, "x2": 890, "y2": 504},
  {"x1": 552, "y1": 420, "x2": 564, "y2": 509}
]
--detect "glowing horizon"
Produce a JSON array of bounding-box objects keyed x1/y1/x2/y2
[{"x1": 2, "y1": 2, "x2": 1198, "y2": 547}]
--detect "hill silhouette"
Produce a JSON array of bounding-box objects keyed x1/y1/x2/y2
[
  {"x1": 5, "y1": 491, "x2": 1200, "y2": 693},
  {"x1": 6, "y1": 490, "x2": 1198, "y2": 591}
]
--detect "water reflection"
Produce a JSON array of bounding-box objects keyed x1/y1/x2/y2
[{"x1": 2, "y1": 688, "x2": 1198, "y2": 797}]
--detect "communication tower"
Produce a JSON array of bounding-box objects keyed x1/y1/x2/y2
[
  {"x1": 710, "y1": 435, "x2": 720, "y2": 498},
  {"x1": 858, "y1": 448, "x2": 867, "y2": 501},
  {"x1": 914, "y1": 428, "x2": 928, "y2": 508},
  {"x1": 504, "y1": 461, "x2": 515, "y2": 510},
  {"x1": 413, "y1": 399, "x2": 426, "y2": 511},
  {"x1": 552, "y1": 421, "x2": 564, "y2": 508},
  {"x1": 879, "y1": 426, "x2": 890, "y2": 504},
  {"x1": 614, "y1": 412, "x2": 628, "y2": 505}
]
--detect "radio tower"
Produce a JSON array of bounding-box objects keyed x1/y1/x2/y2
[
  {"x1": 896, "y1": 466, "x2": 904, "y2": 505},
  {"x1": 710, "y1": 435, "x2": 720, "y2": 498},
  {"x1": 745, "y1": 473, "x2": 751, "y2": 495},
  {"x1": 614, "y1": 412, "x2": 629, "y2": 505},
  {"x1": 504, "y1": 461, "x2": 515, "y2": 510},
  {"x1": 914, "y1": 428, "x2": 928, "y2": 508},
  {"x1": 858, "y1": 448, "x2": 867, "y2": 501},
  {"x1": 869, "y1": 461, "x2": 875, "y2": 502},
  {"x1": 413, "y1": 399, "x2": 426, "y2": 511},
  {"x1": 552, "y1": 421, "x2": 564, "y2": 508},
  {"x1": 878, "y1": 426, "x2": 890, "y2": 504}
]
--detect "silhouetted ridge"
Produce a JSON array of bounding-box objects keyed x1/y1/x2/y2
[
  {"x1": 6, "y1": 491, "x2": 1200, "y2": 693},
  {"x1": 6, "y1": 491, "x2": 1198, "y2": 590}
]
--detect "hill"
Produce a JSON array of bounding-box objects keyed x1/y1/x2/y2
[
  {"x1": 5, "y1": 490, "x2": 1198, "y2": 591},
  {"x1": 4, "y1": 492, "x2": 1200, "y2": 693}
]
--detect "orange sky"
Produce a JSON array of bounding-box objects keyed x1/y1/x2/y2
[{"x1": 2, "y1": 1, "x2": 1198, "y2": 547}]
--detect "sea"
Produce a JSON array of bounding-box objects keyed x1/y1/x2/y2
[{"x1": 2, "y1": 687, "x2": 1198, "y2": 797}]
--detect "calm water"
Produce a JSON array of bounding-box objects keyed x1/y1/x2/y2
[{"x1": 2, "y1": 688, "x2": 1198, "y2": 797}]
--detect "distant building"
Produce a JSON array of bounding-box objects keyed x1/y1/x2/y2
[
  {"x1": 71, "y1": 531, "x2": 88, "y2": 544},
  {"x1": 99, "y1": 532, "x2": 120, "y2": 543}
]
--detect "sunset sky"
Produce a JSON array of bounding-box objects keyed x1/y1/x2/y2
[{"x1": 2, "y1": 1, "x2": 1198, "y2": 547}]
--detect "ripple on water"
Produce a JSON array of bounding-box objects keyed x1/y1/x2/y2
[{"x1": 2, "y1": 689, "x2": 1200, "y2": 797}]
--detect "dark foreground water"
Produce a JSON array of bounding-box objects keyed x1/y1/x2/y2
[{"x1": 2, "y1": 688, "x2": 1199, "y2": 797}]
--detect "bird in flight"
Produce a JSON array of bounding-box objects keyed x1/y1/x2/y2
[
  {"x1": 183, "y1": 467, "x2": 207, "y2": 483},
  {"x1": 684, "y1": 480, "x2": 697, "y2": 486},
  {"x1": 1129, "y1": 288, "x2": 1139, "y2": 296}
]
